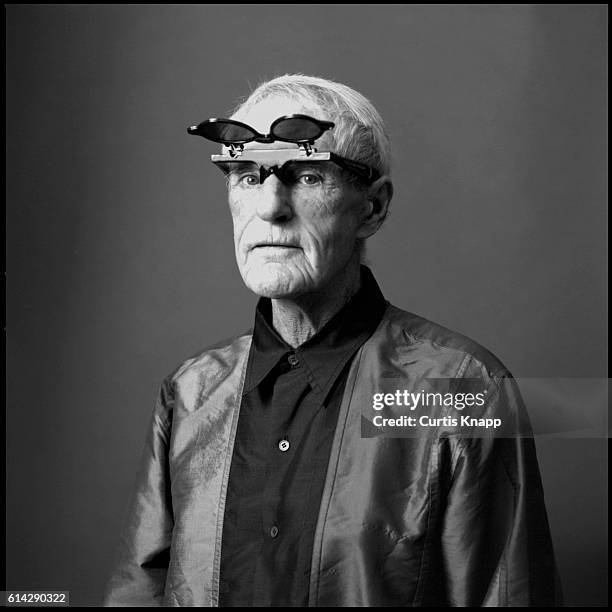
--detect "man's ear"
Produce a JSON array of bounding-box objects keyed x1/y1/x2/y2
[{"x1": 357, "y1": 176, "x2": 394, "y2": 239}]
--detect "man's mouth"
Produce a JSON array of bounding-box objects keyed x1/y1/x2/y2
[{"x1": 252, "y1": 242, "x2": 300, "y2": 250}]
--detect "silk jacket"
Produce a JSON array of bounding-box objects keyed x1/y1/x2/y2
[{"x1": 104, "y1": 303, "x2": 562, "y2": 606}]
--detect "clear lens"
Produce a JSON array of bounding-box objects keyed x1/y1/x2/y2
[{"x1": 213, "y1": 160, "x2": 335, "y2": 187}]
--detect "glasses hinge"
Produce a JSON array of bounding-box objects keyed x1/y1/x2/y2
[
  {"x1": 228, "y1": 143, "x2": 244, "y2": 158},
  {"x1": 298, "y1": 142, "x2": 315, "y2": 156}
]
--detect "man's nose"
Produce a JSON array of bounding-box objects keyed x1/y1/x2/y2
[{"x1": 255, "y1": 174, "x2": 293, "y2": 223}]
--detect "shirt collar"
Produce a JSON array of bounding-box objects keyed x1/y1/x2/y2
[{"x1": 243, "y1": 265, "x2": 387, "y2": 402}]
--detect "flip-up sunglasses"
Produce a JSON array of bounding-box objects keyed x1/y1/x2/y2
[{"x1": 187, "y1": 114, "x2": 380, "y2": 185}]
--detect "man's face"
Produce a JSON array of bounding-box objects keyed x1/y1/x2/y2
[{"x1": 227, "y1": 97, "x2": 370, "y2": 299}]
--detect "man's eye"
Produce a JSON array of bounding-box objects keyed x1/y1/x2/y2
[
  {"x1": 297, "y1": 173, "x2": 322, "y2": 185},
  {"x1": 233, "y1": 173, "x2": 259, "y2": 186}
]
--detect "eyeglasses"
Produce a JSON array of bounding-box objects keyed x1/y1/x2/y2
[
  {"x1": 188, "y1": 114, "x2": 335, "y2": 146},
  {"x1": 187, "y1": 114, "x2": 380, "y2": 185}
]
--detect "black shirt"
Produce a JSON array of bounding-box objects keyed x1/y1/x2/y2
[{"x1": 219, "y1": 266, "x2": 387, "y2": 607}]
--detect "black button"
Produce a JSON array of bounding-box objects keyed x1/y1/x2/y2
[
  {"x1": 270, "y1": 526, "x2": 279, "y2": 538},
  {"x1": 287, "y1": 353, "x2": 299, "y2": 367}
]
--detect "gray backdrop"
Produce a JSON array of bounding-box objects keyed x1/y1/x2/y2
[{"x1": 6, "y1": 5, "x2": 607, "y2": 607}]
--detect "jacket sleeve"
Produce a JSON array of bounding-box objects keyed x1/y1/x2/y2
[
  {"x1": 103, "y1": 379, "x2": 175, "y2": 606},
  {"x1": 437, "y1": 375, "x2": 563, "y2": 606}
]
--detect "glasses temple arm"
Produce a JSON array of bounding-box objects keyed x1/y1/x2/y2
[{"x1": 329, "y1": 153, "x2": 380, "y2": 184}]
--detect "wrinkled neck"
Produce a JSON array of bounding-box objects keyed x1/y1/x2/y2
[{"x1": 270, "y1": 258, "x2": 361, "y2": 348}]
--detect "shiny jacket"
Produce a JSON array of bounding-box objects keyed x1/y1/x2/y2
[{"x1": 104, "y1": 303, "x2": 562, "y2": 606}]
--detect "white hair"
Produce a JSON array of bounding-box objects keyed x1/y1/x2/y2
[{"x1": 230, "y1": 74, "x2": 392, "y2": 178}]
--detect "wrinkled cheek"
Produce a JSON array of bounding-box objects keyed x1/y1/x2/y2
[
  {"x1": 310, "y1": 231, "x2": 343, "y2": 262},
  {"x1": 229, "y1": 206, "x2": 249, "y2": 264}
]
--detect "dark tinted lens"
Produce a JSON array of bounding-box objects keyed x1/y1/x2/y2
[
  {"x1": 271, "y1": 117, "x2": 323, "y2": 142},
  {"x1": 193, "y1": 120, "x2": 259, "y2": 144}
]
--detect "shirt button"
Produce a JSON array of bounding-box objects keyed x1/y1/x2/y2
[
  {"x1": 287, "y1": 353, "x2": 299, "y2": 367},
  {"x1": 270, "y1": 526, "x2": 279, "y2": 538},
  {"x1": 278, "y1": 439, "x2": 290, "y2": 452}
]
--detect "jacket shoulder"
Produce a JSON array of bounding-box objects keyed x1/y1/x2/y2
[
  {"x1": 162, "y1": 330, "x2": 253, "y2": 393},
  {"x1": 382, "y1": 304, "x2": 511, "y2": 380}
]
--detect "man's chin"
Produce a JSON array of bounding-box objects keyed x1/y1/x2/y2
[
  {"x1": 246, "y1": 281, "x2": 304, "y2": 300},
  {"x1": 241, "y1": 267, "x2": 308, "y2": 299}
]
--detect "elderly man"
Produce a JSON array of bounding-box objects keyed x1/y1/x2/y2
[{"x1": 104, "y1": 75, "x2": 561, "y2": 607}]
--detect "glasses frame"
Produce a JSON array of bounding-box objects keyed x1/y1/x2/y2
[
  {"x1": 210, "y1": 149, "x2": 380, "y2": 186},
  {"x1": 188, "y1": 114, "x2": 381, "y2": 185},
  {"x1": 187, "y1": 114, "x2": 336, "y2": 146}
]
